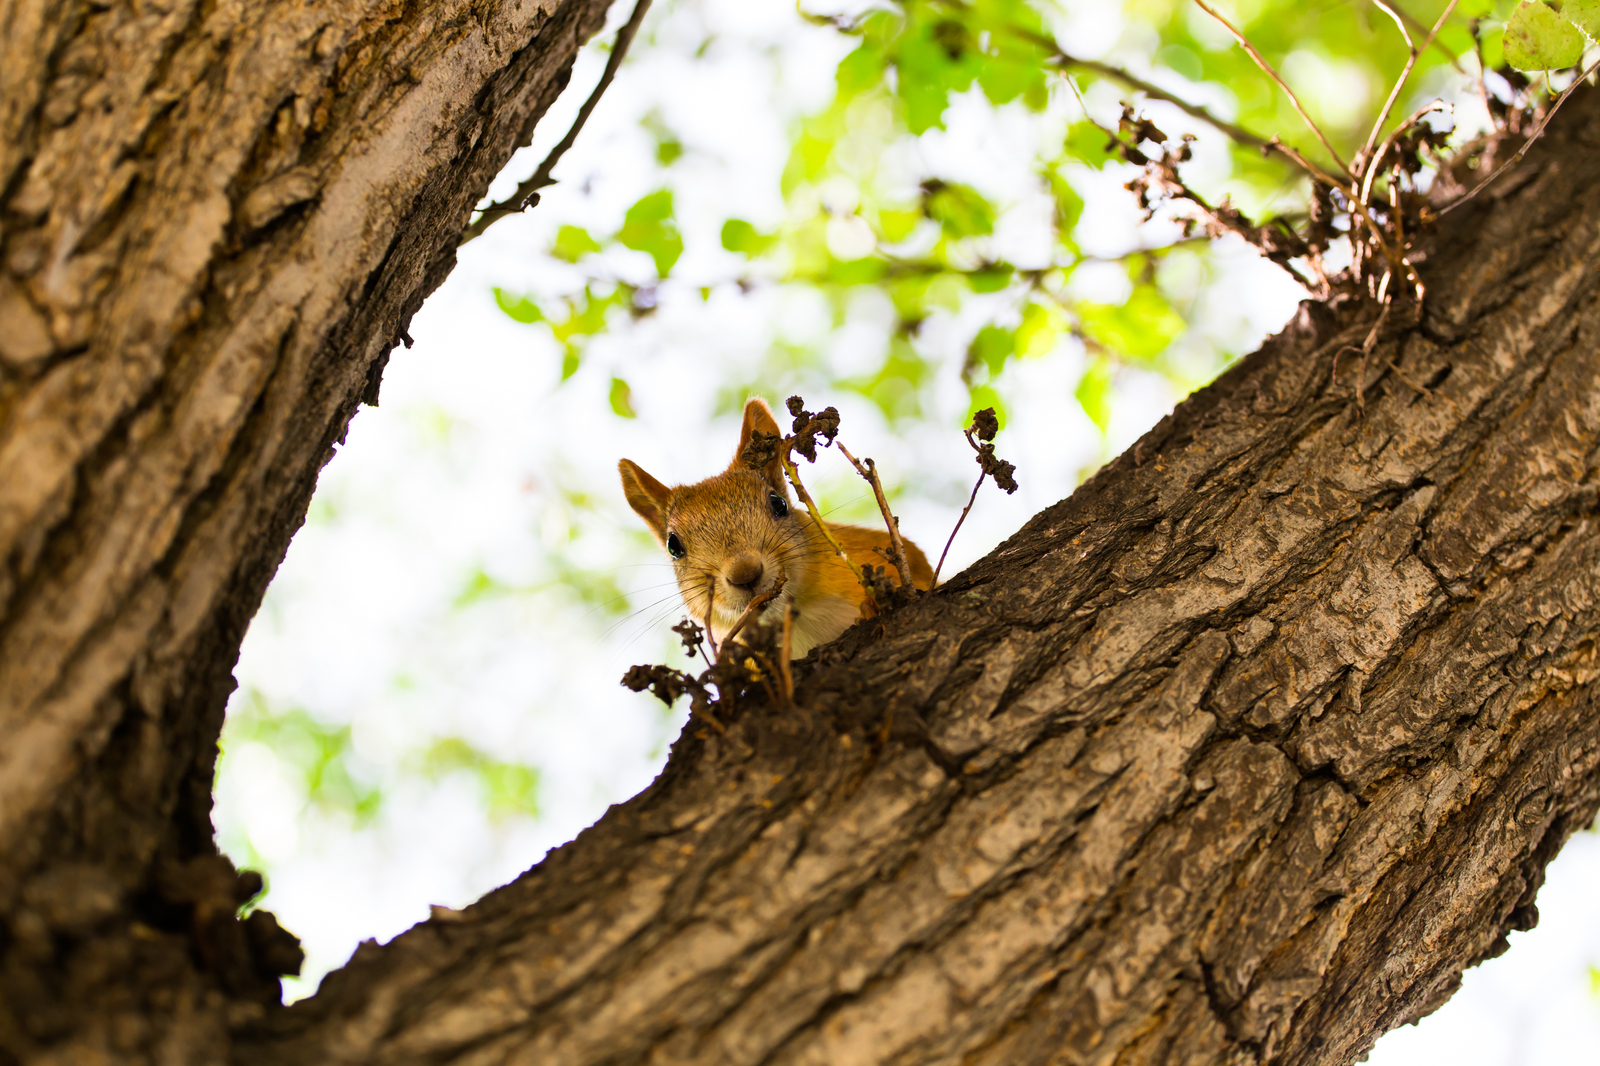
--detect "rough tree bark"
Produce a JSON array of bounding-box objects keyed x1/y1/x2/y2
[
  {"x1": 0, "y1": 0, "x2": 613, "y2": 1060},
  {"x1": 3, "y1": 2, "x2": 1600, "y2": 1065}
]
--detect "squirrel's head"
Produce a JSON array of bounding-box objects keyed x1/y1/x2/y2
[{"x1": 619, "y1": 398, "x2": 816, "y2": 634}]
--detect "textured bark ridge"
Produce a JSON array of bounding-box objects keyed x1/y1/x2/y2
[
  {"x1": 243, "y1": 99, "x2": 1600, "y2": 1065},
  {"x1": 0, "y1": 0, "x2": 612, "y2": 1061}
]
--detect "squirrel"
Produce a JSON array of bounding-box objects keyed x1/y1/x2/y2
[{"x1": 619, "y1": 397, "x2": 934, "y2": 659}]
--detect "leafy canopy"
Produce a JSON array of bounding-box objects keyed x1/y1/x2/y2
[{"x1": 487, "y1": 0, "x2": 1571, "y2": 437}]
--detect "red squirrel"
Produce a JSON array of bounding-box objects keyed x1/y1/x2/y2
[{"x1": 619, "y1": 398, "x2": 933, "y2": 659}]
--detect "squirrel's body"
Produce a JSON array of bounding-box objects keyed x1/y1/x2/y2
[{"x1": 620, "y1": 399, "x2": 933, "y2": 659}]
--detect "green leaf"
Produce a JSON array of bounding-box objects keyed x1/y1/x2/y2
[
  {"x1": 609, "y1": 376, "x2": 636, "y2": 418},
  {"x1": 454, "y1": 567, "x2": 503, "y2": 608},
  {"x1": 1078, "y1": 285, "x2": 1186, "y2": 360},
  {"x1": 1565, "y1": 0, "x2": 1600, "y2": 37},
  {"x1": 618, "y1": 189, "x2": 684, "y2": 277},
  {"x1": 827, "y1": 257, "x2": 888, "y2": 285},
  {"x1": 893, "y1": 12, "x2": 981, "y2": 133},
  {"x1": 642, "y1": 111, "x2": 685, "y2": 166},
  {"x1": 967, "y1": 324, "x2": 1016, "y2": 379},
  {"x1": 967, "y1": 264, "x2": 1013, "y2": 293},
  {"x1": 1064, "y1": 122, "x2": 1118, "y2": 169},
  {"x1": 877, "y1": 208, "x2": 922, "y2": 243},
  {"x1": 550, "y1": 225, "x2": 602, "y2": 263},
  {"x1": 1015, "y1": 302, "x2": 1061, "y2": 358},
  {"x1": 561, "y1": 349, "x2": 580, "y2": 380},
  {"x1": 924, "y1": 181, "x2": 995, "y2": 238},
  {"x1": 836, "y1": 40, "x2": 885, "y2": 98},
  {"x1": 1075, "y1": 356, "x2": 1114, "y2": 432},
  {"x1": 721, "y1": 218, "x2": 778, "y2": 256},
  {"x1": 964, "y1": 384, "x2": 1007, "y2": 431},
  {"x1": 418, "y1": 738, "x2": 540, "y2": 820},
  {"x1": 1503, "y1": 1, "x2": 1584, "y2": 69},
  {"x1": 493, "y1": 287, "x2": 543, "y2": 324}
]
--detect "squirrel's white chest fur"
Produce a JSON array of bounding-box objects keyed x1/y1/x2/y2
[{"x1": 783, "y1": 591, "x2": 862, "y2": 659}]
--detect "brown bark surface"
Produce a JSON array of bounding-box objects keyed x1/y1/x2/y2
[
  {"x1": 4, "y1": 0, "x2": 1600, "y2": 1061},
  {"x1": 243, "y1": 99, "x2": 1600, "y2": 1064},
  {"x1": 0, "y1": 0, "x2": 612, "y2": 1060}
]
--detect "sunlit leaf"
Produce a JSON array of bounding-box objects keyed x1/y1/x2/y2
[
  {"x1": 967, "y1": 324, "x2": 1016, "y2": 380},
  {"x1": 609, "y1": 376, "x2": 637, "y2": 418},
  {"x1": 1016, "y1": 302, "x2": 1062, "y2": 359},
  {"x1": 1077, "y1": 286, "x2": 1186, "y2": 361},
  {"x1": 454, "y1": 567, "x2": 503, "y2": 608},
  {"x1": 419, "y1": 738, "x2": 540, "y2": 820},
  {"x1": 827, "y1": 257, "x2": 888, "y2": 285},
  {"x1": 1503, "y1": 1, "x2": 1584, "y2": 69},
  {"x1": 1564, "y1": 0, "x2": 1600, "y2": 37},
  {"x1": 618, "y1": 189, "x2": 683, "y2": 277},
  {"x1": 493, "y1": 287, "x2": 543, "y2": 324},
  {"x1": 550, "y1": 225, "x2": 602, "y2": 263},
  {"x1": 967, "y1": 265, "x2": 1013, "y2": 293},
  {"x1": 643, "y1": 110, "x2": 685, "y2": 166},
  {"x1": 924, "y1": 181, "x2": 995, "y2": 238},
  {"x1": 721, "y1": 218, "x2": 778, "y2": 256},
  {"x1": 965, "y1": 384, "x2": 1007, "y2": 431},
  {"x1": 1064, "y1": 122, "x2": 1119, "y2": 169},
  {"x1": 1075, "y1": 356, "x2": 1114, "y2": 432},
  {"x1": 877, "y1": 208, "x2": 922, "y2": 243},
  {"x1": 835, "y1": 40, "x2": 884, "y2": 98}
]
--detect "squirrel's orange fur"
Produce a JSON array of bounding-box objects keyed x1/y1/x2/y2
[{"x1": 619, "y1": 398, "x2": 933, "y2": 659}]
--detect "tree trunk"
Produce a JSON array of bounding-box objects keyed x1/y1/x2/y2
[
  {"x1": 3, "y1": 3, "x2": 1600, "y2": 1065},
  {"x1": 0, "y1": 0, "x2": 612, "y2": 1060}
]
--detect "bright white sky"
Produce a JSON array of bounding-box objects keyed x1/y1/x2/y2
[{"x1": 213, "y1": 0, "x2": 1600, "y2": 1056}]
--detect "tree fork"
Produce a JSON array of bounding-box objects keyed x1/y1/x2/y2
[
  {"x1": 244, "y1": 98, "x2": 1600, "y2": 1065},
  {"x1": 1, "y1": 2, "x2": 1599, "y2": 1064}
]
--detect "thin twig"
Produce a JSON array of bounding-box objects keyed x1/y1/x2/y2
[
  {"x1": 932, "y1": 473, "x2": 983, "y2": 589},
  {"x1": 744, "y1": 647, "x2": 783, "y2": 706},
  {"x1": 835, "y1": 442, "x2": 916, "y2": 592},
  {"x1": 1359, "y1": 100, "x2": 1448, "y2": 208},
  {"x1": 1440, "y1": 54, "x2": 1600, "y2": 216},
  {"x1": 1360, "y1": 0, "x2": 1458, "y2": 179},
  {"x1": 1041, "y1": 36, "x2": 1352, "y2": 193},
  {"x1": 780, "y1": 448, "x2": 864, "y2": 583},
  {"x1": 1045, "y1": 48, "x2": 1273, "y2": 152},
  {"x1": 459, "y1": 0, "x2": 653, "y2": 245},
  {"x1": 1191, "y1": 0, "x2": 1354, "y2": 179},
  {"x1": 702, "y1": 579, "x2": 719, "y2": 661},
  {"x1": 1389, "y1": 1, "x2": 1467, "y2": 72},
  {"x1": 720, "y1": 573, "x2": 787, "y2": 650},
  {"x1": 688, "y1": 704, "x2": 727, "y2": 734},
  {"x1": 779, "y1": 606, "x2": 795, "y2": 701}
]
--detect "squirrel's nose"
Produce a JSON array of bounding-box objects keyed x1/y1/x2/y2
[{"x1": 725, "y1": 555, "x2": 765, "y2": 593}]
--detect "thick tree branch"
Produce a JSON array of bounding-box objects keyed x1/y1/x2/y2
[{"x1": 241, "y1": 92, "x2": 1600, "y2": 1066}]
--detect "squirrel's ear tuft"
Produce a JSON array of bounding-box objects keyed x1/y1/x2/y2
[
  {"x1": 619, "y1": 459, "x2": 672, "y2": 542},
  {"x1": 733, "y1": 398, "x2": 786, "y2": 490},
  {"x1": 734, "y1": 398, "x2": 782, "y2": 460}
]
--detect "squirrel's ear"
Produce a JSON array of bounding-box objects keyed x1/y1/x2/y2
[
  {"x1": 732, "y1": 398, "x2": 786, "y2": 490},
  {"x1": 619, "y1": 459, "x2": 671, "y2": 542},
  {"x1": 734, "y1": 398, "x2": 782, "y2": 462}
]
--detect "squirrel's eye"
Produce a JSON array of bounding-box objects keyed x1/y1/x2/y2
[
  {"x1": 769, "y1": 492, "x2": 790, "y2": 518},
  {"x1": 666, "y1": 532, "x2": 686, "y2": 559}
]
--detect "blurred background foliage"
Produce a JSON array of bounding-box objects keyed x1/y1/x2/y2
[
  {"x1": 218, "y1": 0, "x2": 1600, "y2": 1043},
  {"x1": 488, "y1": 0, "x2": 1511, "y2": 432}
]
